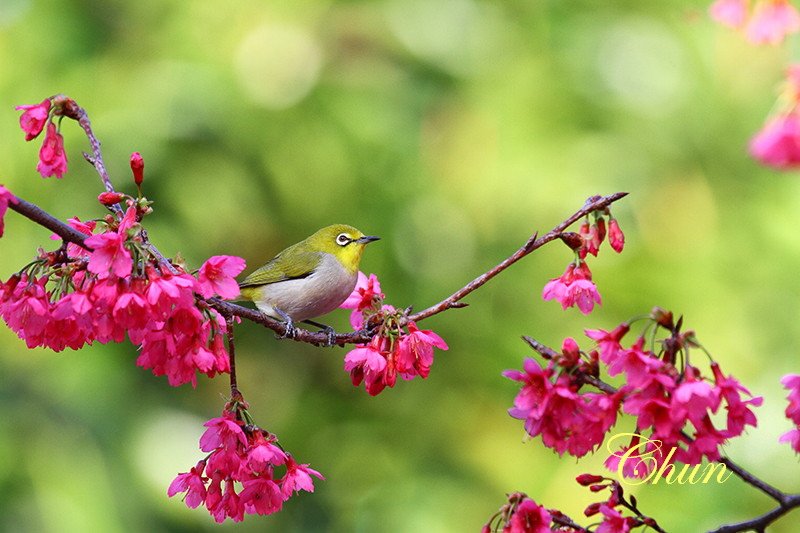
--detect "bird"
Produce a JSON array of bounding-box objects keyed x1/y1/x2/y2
[{"x1": 238, "y1": 224, "x2": 379, "y2": 342}]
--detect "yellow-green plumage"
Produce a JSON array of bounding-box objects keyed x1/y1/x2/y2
[{"x1": 238, "y1": 224, "x2": 378, "y2": 323}]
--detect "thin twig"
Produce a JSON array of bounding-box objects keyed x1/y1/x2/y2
[
  {"x1": 405, "y1": 192, "x2": 628, "y2": 323},
  {"x1": 54, "y1": 95, "x2": 124, "y2": 216}
]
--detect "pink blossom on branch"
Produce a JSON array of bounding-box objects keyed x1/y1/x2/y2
[
  {"x1": 169, "y1": 409, "x2": 323, "y2": 523},
  {"x1": 84, "y1": 230, "x2": 133, "y2": 279},
  {"x1": 15, "y1": 98, "x2": 51, "y2": 141},
  {"x1": 36, "y1": 122, "x2": 68, "y2": 178},
  {"x1": 197, "y1": 255, "x2": 246, "y2": 299},
  {"x1": 542, "y1": 261, "x2": 602, "y2": 315},
  {"x1": 339, "y1": 271, "x2": 384, "y2": 329},
  {"x1": 0, "y1": 185, "x2": 19, "y2": 238}
]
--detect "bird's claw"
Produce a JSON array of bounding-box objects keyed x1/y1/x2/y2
[
  {"x1": 322, "y1": 326, "x2": 336, "y2": 347},
  {"x1": 277, "y1": 318, "x2": 296, "y2": 340}
]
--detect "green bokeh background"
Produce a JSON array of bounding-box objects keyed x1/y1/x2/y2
[{"x1": 1, "y1": 1, "x2": 798, "y2": 531}]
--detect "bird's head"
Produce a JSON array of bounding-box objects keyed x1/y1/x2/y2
[{"x1": 307, "y1": 224, "x2": 379, "y2": 273}]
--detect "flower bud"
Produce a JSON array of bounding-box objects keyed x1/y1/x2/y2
[
  {"x1": 130, "y1": 152, "x2": 144, "y2": 186},
  {"x1": 608, "y1": 218, "x2": 624, "y2": 253},
  {"x1": 576, "y1": 473, "x2": 605, "y2": 486},
  {"x1": 583, "y1": 502, "x2": 601, "y2": 517},
  {"x1": 98, "y1": 192, "x2": 125, "y2": 206}
]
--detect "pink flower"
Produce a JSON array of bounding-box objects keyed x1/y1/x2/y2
[
  {"x1": 168, "y1": 461, "x2": 208, "y2": 509},
  {"x1": 200, "y1": 412, "x2": 247, "y2": 452},
  {"x1": 340, "y1": 271, "x2": 384, "y2": 329},
  {"x1": 597, "y1": 505, "x2": 635, "y2": 533},
  {"x1": 280, "y1": 456, "x2": 324, "y2": 499},
  {"x1": 15, "y1": 99, "x2": 51, "y2": 141},
  {"x1": 209, "y1": 479, "x2": 244, "y2": 523},
  {"x1": 608, "y1": 219, "x2": 624, "y2": 253},
  {"x1": 395, "y1": 321, "x2": 448, "y2": 378},
  {"x1": 671, "y1": 368, "x2": 721, "y2": 427},
  {"x1": 84, "y1": 230, "x2": 133, "y2": 278},
  {"x1": 711, "y1": 363, "x2": 762, "y2": 437},
  {"x1": 344, "y1": 338, "x2": 389, "y2": 395},
  {"x1": 36, "y1": 122, "x2": 68, "y2": 178},
  {"x1": 781, "y1": 373, "x2": 800, "y2": 424},
  {"x1": 746, "y1": 0, "x2": 800, "y2": 44},
  {"x1": 0, "y1": 185, "x2": 19, "y2": 239},
  {"x1": 585, "y1": 323, "x2": 630, "y2": 364},
  {"x1": 247, "y1": 440, "x2": 287, "y2": 473},
  {"x1": 240, "y1": 478, "x2": 283, "y2": 516},
  {"x1": 542, "y1": 262, "x2": 601, "y2": 315},
  {"x1": 197, "y1": 255, "x2": 246, "y2": 299},
  {"x1": 506, "y1": 498, "x2": 552, "y2": 533},
  {"x1": 780, "y1": 374, "x2": 800, "y2": 453},
  {"x1": 779, "y1": 428, "x2": 800, "y2": 453},
  {"x1": 710, "y1": 0, "x2": 750, "y2": 28},
  {"x1": 749, "y1": 113, "x2": 800, "y2": 168}
]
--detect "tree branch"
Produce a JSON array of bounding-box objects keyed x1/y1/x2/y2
[
  {"x1": 8, "y1": 197, "x2": 92, "y2": 248},
  {"x1": 405, "y1": 193, "x2": 627, "y2": 323},
  {"x1": 707, "y1": 494, "x2": 800, "y2": 533}
]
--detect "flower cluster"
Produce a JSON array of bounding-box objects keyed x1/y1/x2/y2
[
  {"x1": 779, "y1": 374, "x2": 800, "y2": 453},
  {"x1": 15, "y1": 98, "x2": 69, "y2": 178},
  {"x1": 0, "y1": 184, "x2": 18, "y2": 239},
  {"x1": 505, "y1": 309, "x2": 762, "y2": 479},
  {"x1": 339, "y1": 271, "x2": 449, "y2": 395},
  {"x1": 541, "y1": 208, "x2": 623, "y2": 315},
  {"x1": 169, "y1": 406, "x2": 323, "y2": 523},
  {"x1": 710, "y1": 0, "x2": 800, "y2": 45},
  {"x1": 0, "y1": 189, "x2": 245, "y2": 386},
  {"x1": 482, "y1": 478, "x2": 662, "y2": 533},
  {"x1": 504, "y1": 340, "x2": 624, "y2": 458}
]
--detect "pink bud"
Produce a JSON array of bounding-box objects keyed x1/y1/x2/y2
[
  {"x1": 608, "y1": 218, "x2": 624, "y2": 253},
  {"x1": 576, "y1": 473, "x2": 605, "y2": 486},
  {"x1": 130, "y1": 152, "x2": 144, "y2": 186},
  {"x1": 98, "y1": 192, "x2": 125, "y2": 206}
]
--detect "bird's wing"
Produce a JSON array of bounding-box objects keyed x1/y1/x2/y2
[{"x1": 238, "y1": 249, "x2": 322, "y2": 288}]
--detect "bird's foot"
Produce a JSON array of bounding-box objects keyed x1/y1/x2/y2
[
  {"x1": 279, "y1": 319, "x2": 296, "y2": 340},
  {"x1": 302, "y1": 319, "x2": 337, "y2": 347},
  {"x1": 322, "y1": 326, "x2": 336, "y2": 347},
  {"x1": 274, "y1": 308, "x2": 296, "y2": 340}
]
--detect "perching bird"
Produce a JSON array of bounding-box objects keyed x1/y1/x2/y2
[{"x1": 238, "y1": 224, "x2": 379, "y2": 341}]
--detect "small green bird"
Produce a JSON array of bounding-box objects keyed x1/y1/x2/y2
[{"x1": 238, "y1": 224, "x2": 379, "y2": 340}]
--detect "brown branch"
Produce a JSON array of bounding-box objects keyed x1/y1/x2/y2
[
  {"x1": 405, "y1": 192, "x2": 628, "y2": 323},
  {"x1": 522, "y1": 335, "x2": 618, "y2": 395},
  {"x1": 717, "y1": 457, "x2": 786, "y2": 503},
  {"x1": 707, "y1": 495, "x2": 800, "y2": 533},
  {"x1": 8, "y1": 197, "x2": 92, "y2": 248}
]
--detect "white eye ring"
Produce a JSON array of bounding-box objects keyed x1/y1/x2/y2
[{"x1": 336, "y1": 233, "x2": 350, "y2": 246}]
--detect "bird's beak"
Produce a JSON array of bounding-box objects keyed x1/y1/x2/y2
[{"x1": 356, "y1": 235, "x2": 380, "y2": 244}]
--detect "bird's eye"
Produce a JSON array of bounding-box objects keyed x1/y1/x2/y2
[{"x1": 336, "y1": 233, "x2": 351, "y2": 246}]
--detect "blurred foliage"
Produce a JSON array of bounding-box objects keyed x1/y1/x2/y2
[{"x1": 0, "y1": 0, "x2": 799, "y2": 531}]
